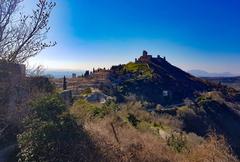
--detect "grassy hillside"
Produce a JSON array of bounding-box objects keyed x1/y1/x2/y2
[{"x1": 69, "y1": 97, "x2": 238, "y2": 162}]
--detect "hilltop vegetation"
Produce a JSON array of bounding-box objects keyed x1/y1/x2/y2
[{"x1": 123, "y1": 62, "x2": 153, "y2": 79}]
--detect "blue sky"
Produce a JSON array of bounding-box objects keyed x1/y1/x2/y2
[{"x1": 24, "y1": 0, "x2": 240, "y2": 74}]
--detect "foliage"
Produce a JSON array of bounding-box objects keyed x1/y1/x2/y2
[
  {"x1": 116, "y1": 101, "x2": 181, "y2": 137},
  {"x1": 196, "y1": 94, "x2": 212, "y2": 104},
  {"x1": 28, "y1": 95, "x2": 65, "y2": 121},
  {"x1": 70, "y1": 99, "x2": 99, "y2": 121},
  {"x1": 177, "y1": 106, "x2": 190, "y2": 112},
  {"x1": 66, "y1": 97, "x2": 240, "y2": 161},
  {"x1": 127, "y1": 113, "x2": 140, "y2": 127},
  {"x1": 186, "y1": 133, "x2": 238, "y2": 162},
  {"x1": 81, "y1": 87, "x2": 92, "y2": 96},
  {"x1": 81, "y1": 100, "x2": 238, "y2": 162},
  {"x1": 17, "y1": 95, "x2": 92, "y2": 162},
  {"x1": 71, "y1": 99, "x2": 119, "y2": 121},
  {"x1": 167, "y1": 134, "x2": 187, "y2": 153},
  {"x1": 93, "y1": 100, "x2": 119, "y2": 118},
  {"x1": 26, "y1": 76, "x2": 55, "y2": 93},
  {"x1": 123, "y1": 62, "x2": 153, "y2": 79}
]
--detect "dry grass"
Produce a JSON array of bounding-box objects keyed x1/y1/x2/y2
[
  {"x1": 186, "y1": 133, "x2": 239, "y2": 162},
  {"x1": 118, "y1": 101, "x2": 183, "y2": 131},
  {"x1": 70, "y1": 100, "x2": 238, "y2": 162},
  {"x1": 84, "y1": 117, "x2": 179, "y2": 162},
  {"x1": 84, "y1": 117, "x2": 238, "y2": 162}
]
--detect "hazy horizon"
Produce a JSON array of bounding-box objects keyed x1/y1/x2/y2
[
  {"x1": 44, "y1": 66, "x2": 240, "y2": 78},
  {"x1": 23, "y1": 0, "x2": 240, "y2": 75}
]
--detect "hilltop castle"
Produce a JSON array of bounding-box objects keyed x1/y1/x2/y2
[{"x1": 135, "y1": 50, "x2": 166, "y2": 63}]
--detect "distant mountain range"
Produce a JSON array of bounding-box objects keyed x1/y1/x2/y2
[{"x1": 188, "y1": 69, "x2": 237, "y2": 77}]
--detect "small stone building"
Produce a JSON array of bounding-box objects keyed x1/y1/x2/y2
[{"x1": 72, "y1": 73, "x2": 77, "y2": 78}]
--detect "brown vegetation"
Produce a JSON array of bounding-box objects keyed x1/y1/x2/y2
[
  {"x1": 70, "y1": 99, "x2": 238, "y2": 162},
  {"x1": 83, "y1": 116, "x2": 238, "y2": 162}
]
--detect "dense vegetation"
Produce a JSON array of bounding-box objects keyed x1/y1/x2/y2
[
  {"x1": 17, "y1": 95, "x2": 98, "y2": 162},
  {"x1": 123, "y1": 62, "x2": 153, "y2": 79}
]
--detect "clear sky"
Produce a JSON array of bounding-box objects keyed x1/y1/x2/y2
[{"x1": 24, "y1": 0, "x2": 240, "y2": 74}]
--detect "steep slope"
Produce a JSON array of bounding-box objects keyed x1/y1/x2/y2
[
  {"x1": 110, "y1": 51, "x2": 216, "y2": 105},
  {"x1": 178, "y1": 91, "x2": 240, "y2": 156}
]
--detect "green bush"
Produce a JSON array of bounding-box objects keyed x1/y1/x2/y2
[
  {"x1": 17, "y1": 95, "x2": 93, "y2": 162},
  {"x1": 27, "y1": 77, "x2": 55, "y2": 93},
  {"x1": 71, "y1": 99, "x2": 119, "y2": 120},
  {"x1": 70, "y1": 99, "x2": 99, "y2": 121},
  {"x1": 127, "y1": 113, "x2": 140, "y2": 127},
  {"x1": 167, "y1": 134, "x2": 187, "y2": 153},
  {"x1": 81, "y1": 87, "x2": 92, "y2": 96},
  {"x1": 94, "y1": 100, "x2": 118, "y2": 118},
  {"x1": 123, "y1": 62, "x2": 153, "y2": 79},
  {"x1": 29, "y1": 95, "x2": 66, "y2": 121}
]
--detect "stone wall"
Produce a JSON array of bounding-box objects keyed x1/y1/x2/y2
[
  {"x1": 0, "y1": 63, "x2": 25, "y2": 79},
  {"x1": 0, "y1": 63, "x2": 26, "y2": 115},
  {"x1": 60, "y1": 90, "x2": 72, "y2": 106}
]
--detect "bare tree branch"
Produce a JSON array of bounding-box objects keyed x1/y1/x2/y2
[
  {"x1": 26, "y1": 64, "x2": 45, "y2": 77},
  {"x1": 0, "y1": 0, "x2": 56, "y2": 64}
]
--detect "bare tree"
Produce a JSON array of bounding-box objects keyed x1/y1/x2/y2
[
  {"x1": 0, "y1": 0, "x2": 56, "y2": 64},
  {"x1": 26, "y1": 64, "x2": 45, "y2": 76}
]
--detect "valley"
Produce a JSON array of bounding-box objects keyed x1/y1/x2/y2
[{"x1": 204, "y1": 76, "x2": 240, "y2": 90}]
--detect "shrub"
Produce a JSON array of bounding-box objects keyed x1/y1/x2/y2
[
  {"x1": 81, "y1": 87, "x2": 92, "y2": 96},
  {"x1": 70, "y1": 99, "x2": 99, "y2": 121},
  {"x1": 26, "y1": 76, "x2": 55, "y2": 93},
  {"x1": 71, "y1": 99, "x2": 119, "y2": 121},
  {"x1": 17, "y1": 95, "x2": 96, "y2": 162},
  {"x1": 123, "y1": 62, "x2": 153, "y2": 79},
  {"x1": 127, "y1": 113, "x2": 140, "y2": 127},
  {"x1": 167, "y1": 134, "x2": 187, "y2": 153},
  {"x1": 92, "y1": 100, "x2": 118, "y2": 118},
  {"x1": 186, "y1": 133, "x2": 238, "y2": 162},
  {"x1": 28, "y1": 95, "x2": 66, "y2": 121}
]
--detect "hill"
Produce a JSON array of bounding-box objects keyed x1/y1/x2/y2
[
  {"x1": 109, "y1": 51, "x2": 217, "y2": 105},
  {"x1": 49, "y1": 51, "x2": 240, "y2": 160}
]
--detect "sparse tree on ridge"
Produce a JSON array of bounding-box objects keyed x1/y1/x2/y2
[{"x1": 0, "y1": 0, "x2": 56, "y2": 64}]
